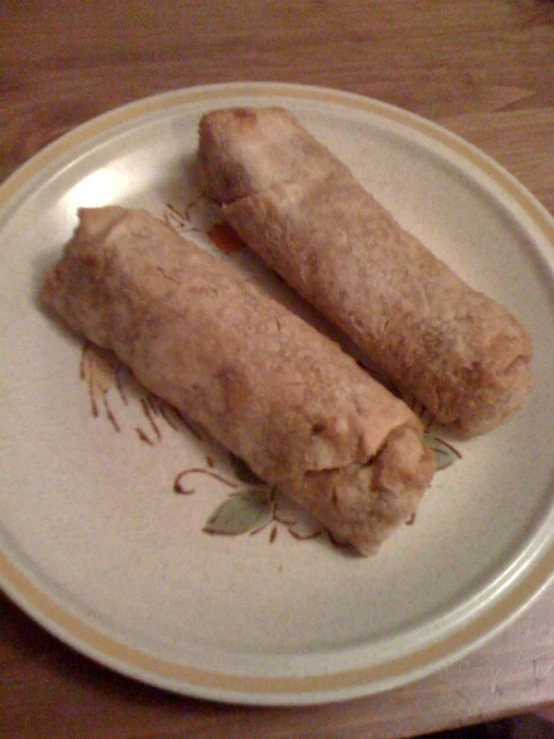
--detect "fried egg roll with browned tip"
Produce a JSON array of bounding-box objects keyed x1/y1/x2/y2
[
  {"x1": 198, "y1": 107, "x2": 533, "y2": 437},
  {"x1": 42, "y1": 206, "x2": 434, "y2": 555}
]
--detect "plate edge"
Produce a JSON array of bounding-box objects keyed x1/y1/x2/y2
[{"x1": 1, "y1": 80, "x2": 553, "y2": 705}]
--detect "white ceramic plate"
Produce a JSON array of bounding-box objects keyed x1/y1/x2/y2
[{"x1": 1, "y1": 82, "x2": 553, "y2": 706}]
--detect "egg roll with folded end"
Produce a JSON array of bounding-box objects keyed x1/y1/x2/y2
[
  {"x1": 41, "y1": 206, "x2": 434, "y2": 555},
  {"x1": 198, "y1": 107, "x2": 533, "y2": 437}
]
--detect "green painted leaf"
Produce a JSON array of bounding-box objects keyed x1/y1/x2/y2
[
  {"x1": 423, "y1": 433, "x2": 461, "y2": 471},
  {"x1": 203, "y1": 488, "x2": 272, "y2": 535}
]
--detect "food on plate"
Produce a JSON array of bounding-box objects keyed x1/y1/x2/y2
[
  {"x1": 42, "y1": 205, "x2": 435, "y2": 555},
  {"x1": 198, "y1": 106, "x2": 533, "y2": 437}
]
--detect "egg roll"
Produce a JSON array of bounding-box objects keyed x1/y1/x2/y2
[
  {"x1": 42, "y1": 206, "x2": 434, "y2": 555},
  {"x1": 198, "y1": 107, "x2": 533, "y2": 437}
]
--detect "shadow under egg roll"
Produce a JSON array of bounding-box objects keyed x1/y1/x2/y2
[
  {"x1": 41, "y1": 206, "x2": 434, "y2": 555},
  {"x1": 198, "y1": 107, "x2": 533, "y2": 437}
]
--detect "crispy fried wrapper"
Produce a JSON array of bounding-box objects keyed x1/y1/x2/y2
[
  {"x1": 42, "y1": 206, "x2": 434, "y2": 555},
  {"x1": 199, "y1": 107, "x2": 533, "y2": 437}
]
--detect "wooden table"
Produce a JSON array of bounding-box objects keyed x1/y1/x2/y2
[{"x1": 1, "y1": 1, "x2": 553, "y2": 736}]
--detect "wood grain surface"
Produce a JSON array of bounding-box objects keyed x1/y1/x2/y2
[{"x1": 1, "y1": 1, "x2": 553, "y2": 737}]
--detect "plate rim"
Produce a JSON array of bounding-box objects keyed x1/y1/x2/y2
[{"x1": 1, "y1": 81, "x2": 553, "y2": 706}]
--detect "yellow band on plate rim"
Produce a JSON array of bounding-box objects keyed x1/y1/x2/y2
[{"x1": 1, "y1": 82, "x2": 553, "y2": 704}]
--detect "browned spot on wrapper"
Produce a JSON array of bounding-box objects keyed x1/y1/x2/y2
[{"x1": 233, "y1": 108, "x2": 257, "y2": 123}]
